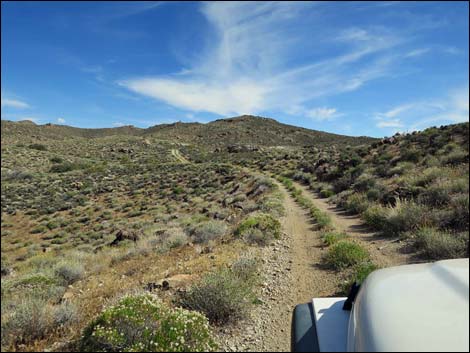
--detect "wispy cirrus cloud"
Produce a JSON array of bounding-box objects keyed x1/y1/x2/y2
[
  {"x1": 119, "y1": 2, "x2": 412, "y2": 117},
  {"x1": 1, "y1": 97, "x2": 30, "y2": 109},
  {"x1": 375, "y1": 86, "x2": 469, "y2": 132},
  {"x1": 306, "y1": 107, "x2": 343, "y2": 121}
]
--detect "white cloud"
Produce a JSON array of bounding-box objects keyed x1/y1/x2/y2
[
  {"x1": 377, "y1": 119, "x2": 403, "y2": 128},
  {"x1": 306, "y1": 107, "x2": 342, "y2": 121},
  {"x1": 404, "y1": 48, "x2": 430, "y2": 58},
  {"x1": 375, "y1": 86, "x2": 469, "y2": 131},
  {"x1": 1, "y1": 98, "x2": 30, "y2": 109},
  {"x1": 113, "y1": 122, "x2": 125, "y2": 127},
  {"x1": 119, "y1": 2, "x2": 404, "y2": 117},
  {"x1": 57, "y1": 117, "x2": 66, "y2": 124},
  {"x1": 382, "y1": 104, "x2": 415, "y2": 118}
]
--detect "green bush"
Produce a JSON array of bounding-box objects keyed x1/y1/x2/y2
[
  {"x1": 353, "y1": 174, "x2": 376, "y2": 192},
  {"x1": 49, "y1": 162, "x2": 76, "y2": 173},
  {"x1": 29, "y1": 143, "x2": 47, "y2": 151},
  {"x1": 54, "y1": 260, "x2": 84, "y2": 285},
  {"x1": 321, "y1": 231, "x2": 348, "y2": 246},
  {"x1": 362, "y1": 204, "x2": 388, "y2": 230},
  {"x1": 81, "y1": 294, "x2": 216, "y2": 352},
  {"x1": 2, "y1": 297, "x2": 50, "y2": 345},
  {"x1": 235, "y1": 213, "x2": 281, "y2": 245},
  {"x1": 178, "y1": 269, "x2": 253, "y2": 325},
  {"x1": 418, "y1": 182, "x2": 452, "y2": 206},
  {"x1": 383, "y1": 200, "x2": 428, "y2": 237},
  {"x1": 414, "y1": 227, "x2": 468, "y2": 260},
  {"x1": 320, "y1": 189, "x2": 335, "y2": 198},
  {"x1": 324, "y1": 241, "x2": 369, "y2": 270},
  {"x1": 345, "y1": 193, "x2": 369, "y2": 214},
  {"x1": 190, "y1": 221, "x2": 227, "y2": 244},
  {"x1": 310, "y1": 207, "x2": 333, "y2": 230},
  {"x1": 341, "y1": 262, "x2": 378, "y2": 294},
  {"x1": 49, "y1": 156, "x2": 63, "y2": 163},
  {"x1": 231, "y1": 257, "x2": 259, "y2": 283},
  {"x1": 440, "y1": 148, "x2": 468, "y2": 165}
]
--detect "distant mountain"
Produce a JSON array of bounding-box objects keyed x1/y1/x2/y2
[{"x1": 1, "y1": 115, "x2": 376, "y2": 147}]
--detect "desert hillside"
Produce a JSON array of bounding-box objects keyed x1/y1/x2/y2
[{"x1": 1, "y1": 117, "x2": 468, "y2": 352}]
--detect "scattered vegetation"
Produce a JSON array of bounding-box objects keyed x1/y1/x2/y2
[{"x1": 80, "y1": 294, "x2": 217, "y2": 352}]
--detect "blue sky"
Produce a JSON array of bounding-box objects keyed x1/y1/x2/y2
[{"x1": 1, "y1": 1, "x2": 468, "y2": 137}]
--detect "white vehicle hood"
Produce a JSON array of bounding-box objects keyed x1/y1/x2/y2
[{"x1": 348, "y1": 258, "x2": 469, "y2": 352}]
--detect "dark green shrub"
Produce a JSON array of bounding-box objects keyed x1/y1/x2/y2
[
  {"x1": 29, "y1": 143, "x2": 47, "y2": 151},
  {"x1": 353, "y1": 174, "x2": 376, "y2": 192},
  {"x1": 321, "y1": 231, "x2": 348, "y2": 246},
  {"x1": 341, "y1": 262, "x2": 378, "y2": 294},
  {"x1": 362, "y1": 205, "x2": 388, "y2": 230},
  {"x1": 49, "y1": 156, "x2": 63, "y2": 163},
  {"x1": 310, "y1": 206, "x2": 333, "y2": 230},
  {"x1": 81, "y1": 294, "x2": 216, "y2": 352},
  {"x1": 324, "y1": 241, "x2": 369, "y2": 270},
  {"x1": 235, "y1": 213, "x2": 281, "y2": 245},
  {"x1": 345, "y1": 193, "x2": 369, "y2": 214}
]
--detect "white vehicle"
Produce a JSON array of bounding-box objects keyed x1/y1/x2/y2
[{"x1": 292, "y1": 258, "x2": 469, "y2": 352}]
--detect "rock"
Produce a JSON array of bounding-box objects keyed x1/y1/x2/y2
[{"x1": 61, "y1": 291, "x2": 74, "y2": 302}]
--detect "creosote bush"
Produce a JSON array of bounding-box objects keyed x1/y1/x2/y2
[
  {"x1": 177, "y1": 268, "x2": 254, "y2": 325},
  {"x1": 80, "y1": 294, "x2": 216, "y2": 352},
  {"x1": 413, "y1": 227, "x2": 468, "y2": 260},
  {"x1": 235, "y1": 213, "x2": 281, "y2": 245},
  {"x1": 190, "y1": 221, "x2": 227, "y2": 244},
  {"x1": 324, "y1": 241, "x2": 369, "y2": 270},
  {"x1": 321, "y1": 231, "x2": 348, "y2": 246}
]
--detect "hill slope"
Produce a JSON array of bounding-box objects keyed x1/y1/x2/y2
[{"x1": 1, "y1": 115, "x2": 376, "y2": 147}]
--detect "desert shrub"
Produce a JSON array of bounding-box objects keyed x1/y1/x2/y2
[
  {"x1": 2, "y1": 297, "x2": 50, "y2": 345},
  {"x1": 321, "y1": 231, "x2": 348, "y2": 246},
  {"x1": 377, "y1": 200, "x2": 429, "y2": 237},
  {"x1": 414, "y1": 227, "x2": 468, "y2": 260},
  {"x1": 190, "y1": 221, "x2": 227, "y2": 244},
  {"x1": 178, "y1": 269, "x2": 253, "y2": 325},
  {"x1": 49, "y1": 162, "x2": 76, "y2": 173},
  {"x1": 231, "y1": 257, "x2": 259, "y2": 283},
  {"x1": 292, "y1": 172, "x2": 313, "y2": 185},
  {"x1": 52, "y1": 301, "x2": 78, "y2": 327},
  {"x1": 324, "y1": 241, "x2": 369, "y2": 270},
  {"x1": 54, "y1": 260, "x2": 84, "y2": 285},
  {"x1": 29, "y1": 143, "x2": 47, "y2": 151},
  {"x1": 320, "y1": 188, "x2": 335, "y2": 198},
  {"x1": 448, "y1": 194, "x2": 470, "y2": 230},
  {"x1": 1, "y1": 259, "x2": 11, "y2": 277},
  {"x1": 235, "y1": 213, "x2": 281, "y2": 245},
  {"x1": 412, "y1": 167, "x2": 442, "y2": 187},
  {"x1": 418, "y1": 182, "x2": 452, "y2": 206},
  {"x1": 30, "y1": 225, "x2": 47, "y2": 234},
  {"x1": 310, "y1": 207, "x2": 333, "y2": 230},
  {"x1": 440, "y1": 148, "x2": 468, "y2": 165},
  {"x1": 259, "y1": 193, "x2": 285, "y2": 217},
  {"x1": 165, "y1": 230, "x2": 189, "y2": 249},
  {"x1": 345, "y1": 193, "x2": 369, "y2": 214},
  {"x1": 388, "y1": 162, "x2": 414, "y2": 176},
  {"x1": 332, "y1": 174, "x2": 354, "y2": 193},
  {"x1": 81, "y1": 294, "x2": 216, "y2": 352},
  {"x1": 49, "y1": 156, "x2": 63, "y2": 163},
  {"x1": 341, "y1": 262, "x2": 378, "y2": 294},
  {"x1": 362, "y1": 204, "x2": 388, "y2": 230},
  {"x1": 353, "y1": 174, "x2": 376, "y2": 192},
  {"x1": 400, "y1": 147, "x2": 421, "y2": 162},
  {"x1": 2, "y1": 274, "x2": 64, "y2": 305}
]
